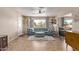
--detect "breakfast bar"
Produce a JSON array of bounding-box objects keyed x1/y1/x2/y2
[{"x1": 65, "y1": 31, "x2": 79, "y2": 51}]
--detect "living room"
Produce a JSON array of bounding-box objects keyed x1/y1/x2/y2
[
  {"x1": 23, "y1": 16, "x2": 58, "y2": 39},
  {"x1": 1, "y1": 0, "x2": 79, "y2": 59},
  {"x1": 0, "y1": 7, "x2": 79, "y2": 51}
]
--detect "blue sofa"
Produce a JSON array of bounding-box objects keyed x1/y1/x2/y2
[
  {"x1": 27, "y1": 28, "x2": 35, "y2": 35},
  {"x1": 27, "y1": 28, "x2": 54, "y2": 36}
]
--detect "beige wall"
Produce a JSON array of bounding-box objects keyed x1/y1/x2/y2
[
  {"x1": 0, "y1": 8, "x2": 23, "y2": 42},
  {"x1": 72, "y1": 12, "x2": 79, "y2": 32},
  {"x1": 72, "y1": 22, "x2": 79, "y2": 32}
]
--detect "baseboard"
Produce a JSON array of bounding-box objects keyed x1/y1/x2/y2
[
  {"x1": 8, "y1": 35, "x2": 18, "y2": 43},
  {"x1": 18, "y1": 33, "x2": 25, "y2": 37},
  {"x1": 8, "y1": 33, "x2": 26, "y2": 43}
]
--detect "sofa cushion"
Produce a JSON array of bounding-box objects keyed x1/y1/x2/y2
[{"x1": 34, "y1": 28, "x2": 48, "y2": 32}]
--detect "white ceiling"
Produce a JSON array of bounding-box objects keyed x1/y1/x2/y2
[{"x1": 15, "y1": 7, "x2": 79, "y2": 16}]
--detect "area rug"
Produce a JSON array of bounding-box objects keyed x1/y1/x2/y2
[{"x1": 28, "y1": 35, "x2": 55, "y2": 41}]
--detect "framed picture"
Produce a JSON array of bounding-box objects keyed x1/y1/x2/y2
[{"x1": 51, "y1": 17, "x2": 56, "y2": 24}]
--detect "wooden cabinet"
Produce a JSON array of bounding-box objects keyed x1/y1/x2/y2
[{"x1": 0, "y1": 35, "x2": 8, "y2": 51}]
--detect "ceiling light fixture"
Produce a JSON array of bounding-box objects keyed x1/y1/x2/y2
[{"x1": 32, "y1": 7, "x2": 46, "y2": 15}]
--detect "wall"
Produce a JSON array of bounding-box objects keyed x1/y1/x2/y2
[
  {"x1": 0, "y1": 8, "x2": 23, "y2": 42},
  {"x1": 72, "y1": 12, "x2": 79, "y2": 32},
  {"x1": 17, "y1": 15, "x2": 23, "y2": 36},
  {"x1": 72, "y1": 22, "x2": 79, "y2": 32}
]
